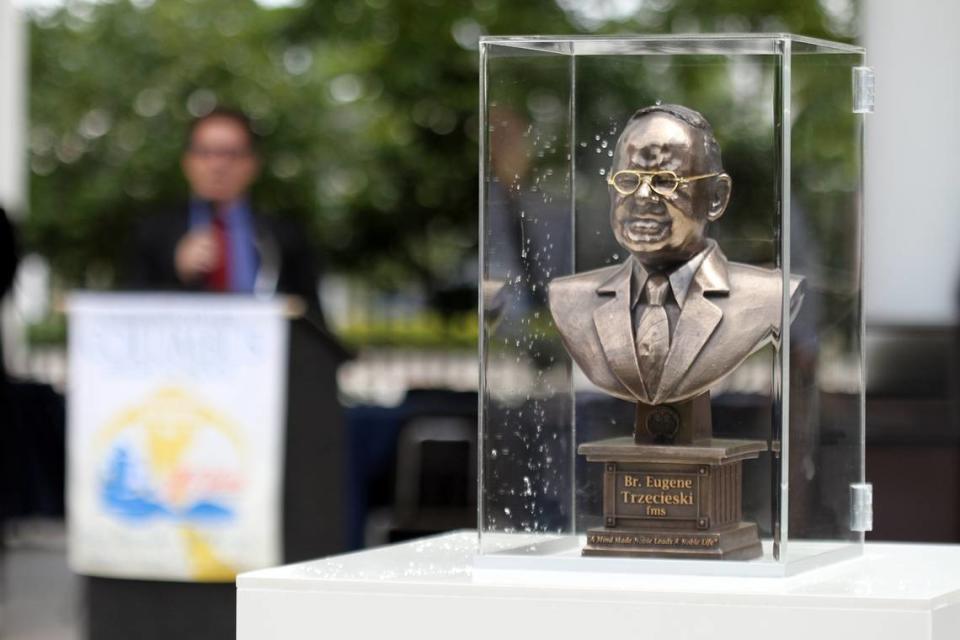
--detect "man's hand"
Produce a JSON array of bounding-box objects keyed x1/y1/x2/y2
[{"x1": 174, "y1": 227, "x2": 219, "y2": 284}]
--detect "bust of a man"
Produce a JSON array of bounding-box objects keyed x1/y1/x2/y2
[{"x1": 548, "y1": 104, "x2": 802, "y2": 406}]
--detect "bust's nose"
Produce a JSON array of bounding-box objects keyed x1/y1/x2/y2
[{"x1": 635, "y1": 180, "x2": 659, "y2": 202}]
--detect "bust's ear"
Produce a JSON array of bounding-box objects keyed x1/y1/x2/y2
[{"x1": 706, "y1": 173, "x2": 731, "y2": 222}]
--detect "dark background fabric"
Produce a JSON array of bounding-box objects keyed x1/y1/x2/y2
[
  {"x1": 1, "y1": 208, "x2": 20, "y2": 526},
  {"x1": 1, "y1": 207, "x2": 17, "y2": 379}
]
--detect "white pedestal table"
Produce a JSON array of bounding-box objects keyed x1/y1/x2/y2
[{"x1": 237, "y1": 532, "x2": 960, "y2": 639}]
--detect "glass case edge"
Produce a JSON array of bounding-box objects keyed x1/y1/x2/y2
[
  {"x1": 478, "y1": 33, "x2": 863, "y2": 54},
  {"x1": 476, "y1": 43, "x2": 488, "y2": 552},
  {"x1": 856, "y1": 62, "x2": 868, "y2": 547},
  {"x1": 566, "y1": 54, "x2": 577, "y2": 531},
  {"x1": 778, "y1": 36, "x2": 793, "y2": 564}
]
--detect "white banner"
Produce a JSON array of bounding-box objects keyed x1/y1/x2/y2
[{"x1": 67, "y1": 293, "x2": 288, "y2": 582}]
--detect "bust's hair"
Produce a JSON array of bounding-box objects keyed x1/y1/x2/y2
[{"x1": 619, "y1": 104, "x2": 723, "y2": 171}]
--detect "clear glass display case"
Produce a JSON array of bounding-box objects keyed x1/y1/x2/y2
[{"x1": 478, "y1": 34, "x2": 868, "y2": 575}]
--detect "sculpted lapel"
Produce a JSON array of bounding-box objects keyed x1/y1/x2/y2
[
  {"x1": 654, "y1": 245, "x2": 729, "y2": 403},
  {"x1": 592, "y1": 262, "x2": 647, "y2": 402},
  {"x1": 654, "y1": 284, "x2": 721, "y2": 403}
]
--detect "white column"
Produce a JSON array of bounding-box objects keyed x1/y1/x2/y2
[
  {"x1": 0, "y1": 0, "x2": 27, "y2": 216},
  {"x1": 0, "y1": 0, "x2": 28, "y2": 377},
  {"x1": 863, "y1": 1, "x2": 960, "y2": 325}
]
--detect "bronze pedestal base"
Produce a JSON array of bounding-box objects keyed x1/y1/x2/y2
[{"x1": 578, "y1": 436, "x2": 766, "y2": 561}]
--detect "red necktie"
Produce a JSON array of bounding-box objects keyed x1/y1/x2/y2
[{"x1": 208, "y1": 204, "x2": 231, "y2": 292}]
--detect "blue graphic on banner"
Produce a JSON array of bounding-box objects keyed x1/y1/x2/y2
[{"x1": 102, "y1": 446, "x2": 233, "y2": 523}]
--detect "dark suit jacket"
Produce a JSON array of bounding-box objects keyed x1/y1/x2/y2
[
  {"x1": 129, "y1": 206, "x2": 315, "y2": 298},
  {"x1": 126, "y1": 204, "x2": 350, "y2": 361}
]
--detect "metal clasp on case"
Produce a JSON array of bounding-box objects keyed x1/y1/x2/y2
[
  {"x1": 850, "y1": 482, "x2": 874, "y2": 532},
  {"x1": 853, "y1": 66, "x2": 875, "y2": 114}
]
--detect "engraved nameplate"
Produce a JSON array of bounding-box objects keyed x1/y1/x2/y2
[{"x1": 614, "y1": 470, "x2": 701, "y2": 522}]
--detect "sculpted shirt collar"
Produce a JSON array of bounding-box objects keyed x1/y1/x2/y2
[{"x1": 629, "y1": 239, "x2": 727, "y2": 309}]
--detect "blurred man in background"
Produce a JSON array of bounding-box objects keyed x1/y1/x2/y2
[
  {"x1": 103, "y1": 109, "x2": 347, "y2": 640},
  {"x1": 128, "y1": 108, "x2": 325, "y2": 324}
]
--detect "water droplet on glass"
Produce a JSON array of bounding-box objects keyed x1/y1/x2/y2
[
  {"x1": 504, "y1": 507, "x2": 512, "y2": 516},
  {"x1": 655, "y1": 98, "x2": 662, "y2": 105},
  {"x1": 600, "y1": 140, "x2": 608, "y2": 149},
  {"x1": 599, "y1": 168, "x2": 606, "y2": 176},
  {"x1": 594, "y1": 134, "x2": 601, "y2": 141},
  {"x1": 579, "y1": 141, "x2": 587, "y2": 147},
  {"x1": 607, "y1": 150, "x2": 614, "y2": 157}
]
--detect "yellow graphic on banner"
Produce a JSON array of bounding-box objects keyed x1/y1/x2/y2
[
  {"x1": 96, "y1": 387, "x2": 247, "y2": 580},
  {"x1": 181, "y1": 527, "x2": 238, "y2": 582}
]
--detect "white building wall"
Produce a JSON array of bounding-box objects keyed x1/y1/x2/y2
[
  {"x1": 864, "y1": 1, "x2": 960, "y2": 326},
  {"x1": 0, "y1": 0, "x2": 27, "y2": 216},
  {"x1": 0, "y1": 0, "x2": 28, "y2": 378}
]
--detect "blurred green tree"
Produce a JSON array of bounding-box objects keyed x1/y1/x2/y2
[
  {"x1": 25, "y1": 0, "x2": 856, "y2": 297},
  {"x1": 26, "y1": 0, "x2": 576, "y2": 293}
]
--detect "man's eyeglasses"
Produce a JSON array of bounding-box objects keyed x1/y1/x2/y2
[
  {"x1": 188, "y1": 146, "x2": 254, "y2": 161},
  {"x1": 607, "y1": 169, "x2": 720, "y2": 197}
]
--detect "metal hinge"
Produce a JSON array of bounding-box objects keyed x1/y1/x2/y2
[
  {"x1": 850, "y1": 482, "x2": 874, "y2": 532},
  {"x1": 853, "y1": 66, "x2": 875, "y2": 113}
]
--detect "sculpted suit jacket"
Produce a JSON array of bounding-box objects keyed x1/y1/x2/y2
[{"x1": 548, "y1": 241, "x2": 803, "y2": 405}]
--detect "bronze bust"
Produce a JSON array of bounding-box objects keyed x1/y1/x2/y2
[{"x1": 549, "y1": 104, "x2": 803, "y2": 407}]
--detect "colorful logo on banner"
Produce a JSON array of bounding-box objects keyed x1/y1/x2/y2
[{"x1": 95, "y1": 387, "x2": 246, "y2": 580}]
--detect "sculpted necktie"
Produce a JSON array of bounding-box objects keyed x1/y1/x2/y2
[{"x1": 636, "y1": 274, "x2": 670, "y2": 398}]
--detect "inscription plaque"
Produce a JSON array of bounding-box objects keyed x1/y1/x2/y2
[
  {"x1": 587, "y1": 532, "x2": 720, "y2": 549},
  {"x1": 615, "y1": 471, "x2": 700, "y2": 522}
]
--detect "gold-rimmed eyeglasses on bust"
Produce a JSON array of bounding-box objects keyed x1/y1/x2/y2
[{"x1": 607, "y1": 169, "x2": 720, "y2": 197}]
